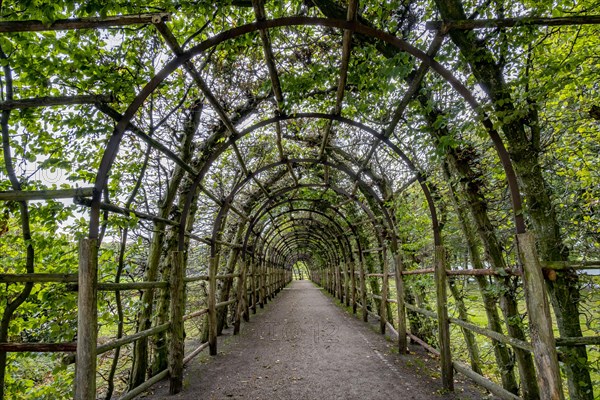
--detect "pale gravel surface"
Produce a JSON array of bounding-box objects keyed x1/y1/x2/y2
[{"x1": 142, "y1": 280, "x2": 495, "y2": 400}]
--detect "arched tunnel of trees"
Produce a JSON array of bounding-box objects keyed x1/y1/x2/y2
[{"x1": 0, "y1": 1, "x2": 599, "y2": 399}]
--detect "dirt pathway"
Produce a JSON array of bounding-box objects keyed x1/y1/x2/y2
[{"x1": 142, "y1": 280, "x2": 492, "y2": 399}]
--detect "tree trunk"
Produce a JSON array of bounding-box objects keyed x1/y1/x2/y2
[
  {"x1": 433, "y1": 1, "x2": 592, "y2": 397},
  {"x1": 448, "y1": 277, "x2": 483, "y2": 375}
]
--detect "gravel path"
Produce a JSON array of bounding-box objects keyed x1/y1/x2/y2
[{"x1": 142, "y1": 280, "x2": 493, "y2": 400}]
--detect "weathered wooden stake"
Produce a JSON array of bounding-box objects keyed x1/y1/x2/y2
[
  {"x1": 75, "y1": 238, "x2": 98, "y2": 400},
  {"x1": 359, "y1": 259, "x2": 368, "y2": 322},
  {"x1": 434, "y1": 245, "x2": 453, "y2": 391},
  {"x1": 394, "y1": 253, "x2": 408, "y2": 353},
  {"x1": 380, "y1": 253, "x2": 388, "y2": 334},
  {"x1": 336, "y1": 264, "x2": 342, "y2": 301},
  {"x1": 343, "y1": 262, "x2": 349, "y2": 307},
  {"x1": 234, "y1": 257, "x2": 246, "y2": 335},
  {"x1": 259, "y1": 261, "x2": 265, "y2": 308},
  {"x1": 168, "y1": 251, "x2": 185, "y2": 394},
  {"x1": 350, "y1": 261, "x2": 357, "y2": 314},
  {"x1": 251, "y1": 261, "x2": 257, "y2": 314},
  {"x1": 208, "y1": 255, "x2": 218, "y2": 356},
  {"x1": 517, "y1": 232, "x2": 564, "y2": 400}
]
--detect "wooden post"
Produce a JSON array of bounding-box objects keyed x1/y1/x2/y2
[
  {"x1": 75, "y1": 238, "x2": 98, "y2": 400},
  {"x1": 266, "y1": 266, "x2": 272, "y2": 300},
  {"x1": 359, "y1": 260, "x2": 368, "y2": 322},
  {"x1": 517, "y1": 232, "x2": 564, "y2": 400},
  {"x1": 243, "y1": 263, "x2": 250, "y2": 322},
  {"x1": 266, "y1": 266, "x2": 271, "y2": 300},
  {"x1": 350, "y1": 261, "x2": 357, "y2": 314},
  {"x1": 434, "y1": 245, "x2": 453, "y2": 391},
  {"x1": 335, "y1": 264, "x2": 342, "y2": 301},
  {"x1": 394, "y1": 253, "x2": 408, "y2": 354},
  {"x1": 208, "y1": 255, "x2": 218, "y2": 356},
  {"x1": 234, "y1": 258, "x2": 247, "y2": 335},
  {"x1": 343, "y1": 262, "x2": 349, "y2": 307},
  {"x1": 168, "y1": 251, "x2": 185, "y2": 394},
  {"x1": 331, "y1": 266, "x2": 335, "y2": 295},
  {"x1": 259, "y1": 261, "x2": 265, "y2": 308},
  {"x1": 380, "y1": 254, "x2": 388, "y2": 334},
  {"x1": 251, "y1": 261, "x2": 257, "y2": 314},
  {"x1": 271, "y1": 268, "x2": 275, "y2": 296}
]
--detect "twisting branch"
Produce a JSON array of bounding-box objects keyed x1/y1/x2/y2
[
  {"x1": 0, "y1": 46, "x2": 35, "y2": 400},
  {"x1": 104, "y1": 140, "x2": 152, "y2": 400},
  {"x1": 0, "y1": 13, "x2": 170, "y2": 33}
]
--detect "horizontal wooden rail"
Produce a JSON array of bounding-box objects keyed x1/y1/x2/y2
[
  {"x1": 446, "y1": 268, "x2": 520, "y2": 276},
  {"x1": 555, "y1": 336, "x2": 600, "y2": 346},
  {"x1": 185, "y1": 275, "x2": 209, "y2": 282},
  {"x1": 367, "y1": 309, "x2": 380, "y2": 320},
  {"x1": 385, "y1": 321, "x2": 398, "y2": 337},
  {"x1": 0, "y1": 342, "x2": 76, "y2": 352},
  {"x1": 0, "y1": 187, "x2": 94, "y2": 201},
  {"x1": 426, "y1": 15, "x2": 600, "y2": 31},
  {"x1": 0, "y1": 273, "x2": 77, "y2": 283},
  {"x1": 216, "y1": 299, "x2": 236, "y2": 309},
  {"x1": 542, "y1": 261, "x2": 600, "y2": 270},
  {"x1": 67, "y1": 281, "x2": 168, "y2": 291},
  {"x1": 183, "y1": 308, "x2": 209, "y2": 321},
  {"x1": 184, "y1": 273, "x2": 240, "y2": 283},
  {"x1": 453, "y1": 361, "x2": 520, "y2": 400},
  {"x1": 97, "y1": 323, "x2": 170, "y2": 355},
  {"x1": 365, "y1": 273, "x2": 384, "y2": 277},
  {"x1": 401, "y1": 268, "x2": 435, "y2": 276},
  {"x1": 408, "y1": 332, "x2": 439, "y2": 356},
  {"x1": 362, "y1": 247, "x2": 383, "y2": 253},
  {"x1": 100, "y1": 281, "x2": 167, "y2": 291},
  {"x1": 75, "y1": 197, "x2": 176, "y2": 226},
  {"x1": 406, "y1": 303, "x2": 533, "y2": 352},
  {"x1": 449, "y1": 316, "x2": 533, "y2": 352},
  {"x1": 0, "y1": 13, "x2": 170, "y2": 33},
  {"x1": 183, "y1": 342, "x2": 210, "y2": 365},
  {"x1": 119, "y1": 369, "x2": 169, "y2": 400},
  {"x1": 405, "y1": 303, "x2": 437, "y2": 319},
  {"x1": 64, "y1": 323, "x2": 171, "y2": 365},
  {"x1": 216, "y1": 273, "x2": 241, "y2": 280},
  {"x1": 0, "y1": 95, "x2": 113, "y2": 110}
]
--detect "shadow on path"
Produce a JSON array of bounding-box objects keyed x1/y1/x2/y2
[{"x1": 142, "y1": 280, "x2": 494, "y2": 400}]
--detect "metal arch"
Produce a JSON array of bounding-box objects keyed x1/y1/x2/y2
[
  {"x1": 209, "y1": 158, "x2": 395, "y2": 258},
  {"x1": 257, "y1": 217, "x2": 349, "y2": 262},
  {"x1": 196, "y1": 111, "x2": 438, "y2": 247},
  {"x1": 245, "y1": 197, "x2": 366, "y2": 271},
  {"x1": 246, "y1": 187, "x2": 381, "y2": 251},
  {"x1": 239, "y1": 183, "x2": 384, "y2": 262},
  {"x1": 88, "y1": 15, "x2": 525, "y2": 244},
  {"x1": 272, "y1": 231, "x2": 340, "y2": 270},
  {"x1": 277, "y1": 238, "x2": 336, "y2": 271},
  {"x1": 271, "y1": 228, "x2": 341, "y2": 262},
  {"x1": 254, "y1": 200, "x2": 363, "y2": 261},
  {"x1": 234, "y1": 112, "x2": 443, "y2": 244},
  {"x1": 259, "y1": 217, "x2": 351, "y2": 267},
  {"x1": 268, "y1": 231, "x2": 338, "y2": 271},
  {"x1": 256, "y1": 208, "x2": 355, "y2": 261},
  {"x1": 248, "y1": 212, "x2": 357, "y2": 281},
  {"x1": 249, "y1": 204, "x2": 356, "y2": 253},
  {"x1": 253, "y1": 211, "x2": 351, "y2": 266}
]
